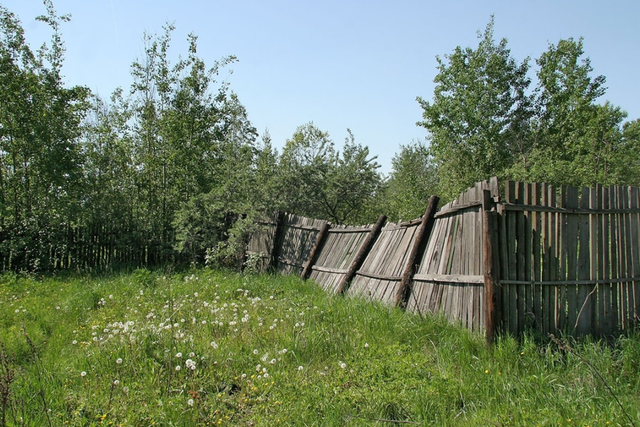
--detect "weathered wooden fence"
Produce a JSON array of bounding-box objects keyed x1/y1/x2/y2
[
  {"x1": 248, "y1": 178, "x2": 640, "y2": 340},
  {"x1": 0, "y1": 222, "x2": 167, "y2": 271},
  {"x1": 495, "y1": 182, "x2": 640, "y2": 338},
  {"x1": 407, "y1": 180, "x2": 498, "y2": 332}
]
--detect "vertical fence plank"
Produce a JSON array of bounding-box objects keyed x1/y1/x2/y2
[
  {"x1": 591, "y1": 186, "x2": 601, "y2": 334},
  {"x1": 541, "y1": 184, "x2": 550, "y2": 335},
  {"x1": 515, "y1": 182, "x2": 526, "y2": 335},
  {"x1": 269, "y1": 212, "x2": 286, "y2": 272},
  {"x1": 621, "y1": 186, "x2": 632, "y2": 328},
  {"x1": 631, "y1": 187, "x2": 640, "y2": 324},
  {"x1": 550, "y1": 185, "x2": 560, "y2": 332},
  {"x1": 524, "y1": 183, "x2": 533, "y2": 330},
  {"x1": 337, "y1": 214, "x2": 387, "y2": 295},
  {"x1": 483, "y1": 190, "x2": 499, "y2": 344},
  {"x1": 505, "y1": 181, "x2": 517, "y2": 335},
  {"x1": 576, "y1": 187, "x2": 592, "y2": 335},
  {"x1": 565, "y1": 186, "x2": 579, "y2": 335},
  {"x1": 607, "y1": 186, "x2": 617, "y2": 331},
  {"x1": 532, "y1": 183, "x2": 542, "y2": 331},
  {"x1": 615, "y1": 186, "x2": 626, "y2": 329}
]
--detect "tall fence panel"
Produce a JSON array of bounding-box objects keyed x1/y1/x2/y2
[
  {"x1": 498, "y1": 181, "x2": 640, "y2": 337},
  {"x1": 407, "y1": 180, "x2": 498, "y2": 331}
]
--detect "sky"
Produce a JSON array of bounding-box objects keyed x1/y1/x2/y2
[{"x1": 4, "y1": 0, "x2": 640, "y2": 174}]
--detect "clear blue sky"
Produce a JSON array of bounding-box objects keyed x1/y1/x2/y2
[{"x1": 5, "y1": 0, "x2": 640, "y2": 174}]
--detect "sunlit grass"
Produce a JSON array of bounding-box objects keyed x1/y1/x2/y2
[{"x1": 0, "y1": 268, "x2": 638, "y2": 426}]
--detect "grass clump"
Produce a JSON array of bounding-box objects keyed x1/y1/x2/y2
[{"x1": 0, "y1": 268, "x2": 638, "y2": 426}]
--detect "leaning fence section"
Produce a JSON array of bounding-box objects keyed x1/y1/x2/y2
[
  {"x1": 346, "y1": 220, "x2": 422, "y2": 306},
  {"x1": 276, "y1": 214, "x2": 328, "y2": 275},
  {"x1": 308, "y1": 224, "x2": 373, "y2": 294},
  {"x1": 246, "y1": 213, "x2": 280, "y2": 272},
  {"x1": 407, "y1": 180, "x2": 498, "y2": 332}
]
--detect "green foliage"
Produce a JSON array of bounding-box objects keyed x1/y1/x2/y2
[
  {"x1": 0, "y1": 2, "x2": 89, "y2": 271},
  {"x1": 278, "y1": 123, "x2": 383, "y2": 224},
  {"x1": 417, "y1": 17, "x2": 532, "y2": 200},
  {"x1": 418, "y1": 17, "x2": 640, "y2": 196},
  {"x1": 0, "y1": 270, "x2": 639, "y2": 426},
  {"x1": 516, "y1": 38, "x2": 634, "y2": 186},
  {"x1": 383, "y1": 140, "x2": 439, "y2": 220}
]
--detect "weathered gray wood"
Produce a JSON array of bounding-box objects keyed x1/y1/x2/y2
[
  {"x1": 631, "y1": 187, "x2": 640, "y2": 328},
  {"x1": 395, "y1": 195, "x2": 439, "y2": 309},
  {"x1": 576, "y1": 187, "x2": 592, "y2": 335},
  {"x1": 311, "y1": 265, "x2": 349, "y2": 274},
  {"x1": 500, "y1": 203, "x2": 640, "y2": 215},
  {"x1": 532, "y1": 183, "x2": 542, "y2": 331},
  {"x1": 609, "y1": 186, "x2": 619, "y2": 331},
  {"x1": 301, "y1": 222, "x2": 331, "y2": 280},
  {"x1": 412, "y1": 273, "x2": 484, "y2": 284},
  {"x1": 336, "y1": 215, "x2": 386, "y2": 294}
]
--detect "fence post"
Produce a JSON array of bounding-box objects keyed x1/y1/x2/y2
[
  {"x1": 268, "y1": 211, "x2": 286, "y2": 273},
  {"x1": 301, "y1": 222, "x2": 331, "y2": 280},
  {"x1": 336, "y1": 214, "x2": 387, "y2": 294},
  {"x1": 483, "y1": 189, "x2": 500, "y2": 344},
  {"x1": 395, "y1": 195, "x2": 440, "y2": 309}
]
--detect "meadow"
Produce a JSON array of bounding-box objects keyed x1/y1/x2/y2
[{"x1": 0, "y1": 268, "x2": 638, "y2": 426}]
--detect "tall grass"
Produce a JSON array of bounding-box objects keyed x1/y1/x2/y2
[{"x1": 0, "y1": 269, "x2": 638, "y2": 426}]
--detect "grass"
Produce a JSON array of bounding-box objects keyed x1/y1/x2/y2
[{"x1": 0, "y1": 268, "x2": 639, "y2": 426}]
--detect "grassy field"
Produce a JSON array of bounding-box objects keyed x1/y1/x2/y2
[{"x1": 0, "y1": 268, "x2": 639, "y2": 426}]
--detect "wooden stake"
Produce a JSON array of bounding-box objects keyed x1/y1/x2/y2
[
  {"x1": 336, "y1": 214, "x2": 387, "y2": 294},
  {"x1": 483, "y1": 189, "x2": 500, "y2": 344},
  {"x1": 395, "y1": 195, "x2": 440, "y2": 309},
  {"x1": 301, "y1": 222, "x2": 331, "y2": 280}
]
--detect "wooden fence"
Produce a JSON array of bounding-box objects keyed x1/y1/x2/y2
[
  {"x1": 248, "y1": 178, "x2": 640, "y2": 340},
  {"x1": 0, "y1": 222, "x2": 167, "y2": 271}
]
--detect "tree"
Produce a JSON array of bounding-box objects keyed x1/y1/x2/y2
[
  {"x1": 128, "y1": 24, "x2": 255, "y2": 261},
  {"x1": 514, "y1": 38, "x2": 631, "y2": 187},
  {"x1": 277, "y1": 124, "x2": 382, "y2": 224},
  {"x1": 278, "y1": 122, "x2": 335, "y2": 217},
  {"x1": 622, "y1": 119, "x2": 640, "y2": 185},
  {"x1": 320, "y1": 130, "x2": 382, "y2": 224},
  {"x1": 383, "y1": 140, "x2": 439, "y2": 220},
  {"x1": 417, "y1": 18, "x2": 639, "y2": 195},
  {"x1": 0, "y1": 1, "x2": 89, "y2": 270},
  {"x1": 417, "y1": 17, "x2": 532, "y2": 200}
]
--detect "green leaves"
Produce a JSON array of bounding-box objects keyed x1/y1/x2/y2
[
  {"x1": 278, "y1": 123, "x2": 383, "y2": 224},
  {"x1": 383, "y1": 140, "x2": 438, "y2": 220},
  {"x1": 417, "y1": 17, "x2": 532, "y2": 200},
  {"x1": 417, "y1": 17, "x2": 639, "y2": 195}
]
